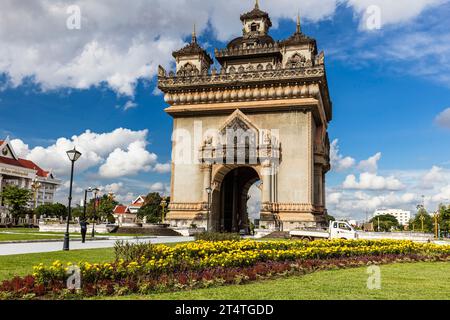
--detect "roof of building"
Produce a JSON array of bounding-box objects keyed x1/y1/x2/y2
[
  {"x1": 130, "y1": 195, "x2": 146, "y2": 207},
  {"x1": 0, "y1": 138, "x2": 56, "y2": 180},
  {"x1": 240, "y1": 1, "x2": 272, "y2": 27},
  {"x1": 280, "y1": 30, "x2": 317, "y2": 50},
  {"x1": 226, "y1": 34, "x2": 275, "y2": 49},
  {"x1": 172, "y1": 30, "x2": 213, "y2": 65},
  {"x1": 18, "y1": 159, "x2": 49, "y2": 178},
  {"x1": 113, "y1": 205, "x2": 131, "y2": 215},
  {"x1": 0, "y1": 156, "x2": 50, "y2": 178}
]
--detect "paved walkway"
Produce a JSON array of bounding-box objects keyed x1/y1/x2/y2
[{"x1": 0, "y1": 236, "x2": 194, "y2": 256}]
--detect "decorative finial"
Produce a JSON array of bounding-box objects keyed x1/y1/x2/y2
[
  {"x1": 296, "y1": 11, "x2": 301, "y2": 34},
  {"x1": 191, "y1": 23, "x2": 197, "y2": 44},
  {"x1": 255, "y1": 0, "x2": 259, "y2": 9}
]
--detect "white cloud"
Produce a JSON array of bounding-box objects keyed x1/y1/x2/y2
[
  {"x1": 149, "y1": 182, "x2": 170, "y2": 195},
  {"x1": 327, "y1": 190, "x2": 420, "y2": 218},
  {"x1": 436, "y1": 108, "x2": 450, "y2": 128},
  {"x1": 347, "y1": 0, "x2": 447, "y2": 29},
  {"x1": 343, "y1": 172, "x2": 405, "y2": 191},
  {"x1": 431, "y1": 185, "x2": 450, "y2": 202},
  {"x1": 100, "y1": 182, "x2": 124, "y2": 194},
  {"x1": 153, "y1": 163, "x2": 171, "y2": 174},
  {"x1": 328, "y1": 192, "x2": 343, "y2": 205},
  {"x1": 99, "y1": 141, "x2": 157, "y2": 178},
  {"x1": 10, "y1": 139, "x2": 30, "y2": 158},
  {"x1": 0, "y1": 0, "x2": 443, "y2": 95},
  {"x1": 11, "y1": 128, "x2": 161, "y2": 178},
  {"x1": 421, "y1": 166, "x2": 446, "y2": 189},
  {"x1": 123, "y1": 101, "x2": 138, "y2": 111},
  {"x1": 330, "y1": 139, "x2": 356, "y2": 172},
  {"x1": 358, "y1": 152, "x2": 382, "y2": 173}
]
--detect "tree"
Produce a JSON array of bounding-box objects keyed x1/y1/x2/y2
[
  {"x1": 86, "y1": 194, "x2": 118, "y2": 223},
  {"x1": 437, "y1": 204, "x2": 450, "y2": 236},
  {"x1": 370, "y1": 214, "x2": 400, "y2": 232},
  {"x1": 138, "y1": 193, "x2": 167, "y2": 224},
  {"x1": 410, "y1": 208, "x2": 433, "y2": 233},
  {"x1": 0, "y1": 185, "x2": 32, "y2": 220},
  {"x1": 34, "y1": 203, "x2": 67, "y2": 218},
  {"x1": 325, "y1": 214, "x2": 335, "y2": 223}
]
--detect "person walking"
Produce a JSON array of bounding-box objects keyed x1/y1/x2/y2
[{"x1": 80, "y1": 219, "x2": 89, "y2": 243}]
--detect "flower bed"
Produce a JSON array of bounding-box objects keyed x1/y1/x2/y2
[{"x1": 1, "y1": 239, "x2": 450, "y2": 299}]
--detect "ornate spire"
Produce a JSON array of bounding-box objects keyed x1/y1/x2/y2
[
  {"x1": 296, "y1": 12, "x2": 301, "y2": 34},
  {"x1": 255, "y1": 0, "x2": 259, "y2": 9},
  {"x1": 191, "y1": 23, "x2": 197, "y2": 44}
]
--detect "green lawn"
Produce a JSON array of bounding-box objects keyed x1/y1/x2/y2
[
  {"x1": 0, "y1": 229, "x2": 147, "y2": 242},
  {"x1": 0, "y1": 233, "x2": 68, "y2": 242},
  {"x1": 106, "y1": 262, "x2": 450, "y2": 300},
  {"x1": 0, "y1": 248, "x2": 115, "y2": 281}
]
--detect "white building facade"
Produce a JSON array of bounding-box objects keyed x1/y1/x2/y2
[
  {"x1": 373, "y1": 209, "x2": 411, "y2": 226},
  {"x1": 0, "y1": 138, "x2": 61, "y2": 210}
]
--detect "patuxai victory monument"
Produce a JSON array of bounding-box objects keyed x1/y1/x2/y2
[{"x1": 158, "y1": 2, "x2": 332, "y2": 233}]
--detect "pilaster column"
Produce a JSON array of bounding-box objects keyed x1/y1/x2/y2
[
  {"x1": 322, "y1": 174, "x2": 326, "y2": 208},
  {"x1": 201, "y1": 164, "x2": 212, "y2": 203},
  {"x1": 261, "y1": 161, "x2": 272, "y2": 204}
]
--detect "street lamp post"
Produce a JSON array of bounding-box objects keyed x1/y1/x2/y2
[
  {"x1": 419, "y1": 214, "x2": 425, "y2": 233},
  {"x1": 91, "y1": 188, "x2": 99, "y2": 238},
  {"x1": 63, "y1": 148, "x2": 82, "y2": 251},
  {"x1": 82, "y1": 187, "x2": 93, "y2": 221},
  {"x1": 206, "y1": 187, "x2": 212, "y2": 231},
  {"x1": 434, "y1": 211, "x2": 440, "y2": 239}
]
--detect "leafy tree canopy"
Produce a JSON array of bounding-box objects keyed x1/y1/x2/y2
[
  {"x1": 370, "y1": 214, "x2": 400, "y2": 232},
  {"x1": 138, "y1": 193, "x2": 169, "y2": 224},
  {"x1": 86, "y1": 194, "x2": 118, "y2": 223},
  {"x1": 0, "y1": 185, "x2": 32, "y2": 217},
  {"x1": 34, "y1": 203, "x2": 67, "y2": 218}
]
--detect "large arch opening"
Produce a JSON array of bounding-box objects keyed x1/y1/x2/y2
[{"x1": 212, "y1": 166, "x2": 260, "y2": 234}]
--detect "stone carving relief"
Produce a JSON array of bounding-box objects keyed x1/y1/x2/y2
[
  {"x1": 287, "y1": 53, "x2": 309, "y2": 68},
  {"x1": 177, "y1": 62, "x2": 199, "y2": 76}
]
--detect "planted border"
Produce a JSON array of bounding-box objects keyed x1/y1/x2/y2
[{"x1": 1, "y1": 239, "x2": 450, "y2": 299}]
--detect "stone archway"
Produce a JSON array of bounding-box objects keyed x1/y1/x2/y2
[{"x1": 210, "y1": 166, "x2": 260, "y2": 233}]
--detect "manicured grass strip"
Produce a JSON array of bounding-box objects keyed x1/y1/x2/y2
[
  {"x1": 0, "y1": 248, "x2": 115, "y2": 281},
  {"x1": 0, "y1": 230, "x2": 147, "y2": 242},
  {"x1": 0, "y1": 234, "x2": 68, "y2": 242},
  {"x1": 108, "y1": 262, "x2": 450, "y2": 300}
]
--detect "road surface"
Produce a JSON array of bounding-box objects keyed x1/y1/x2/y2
[{"x1": 0, "y1": 236, "x2": 194, "y2": 256}]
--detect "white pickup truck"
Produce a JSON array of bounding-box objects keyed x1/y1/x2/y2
[{"x1": 290, "y1": 221, "x2": 358, "y2": 241}]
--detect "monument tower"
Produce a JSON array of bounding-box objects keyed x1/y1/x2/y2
[{"x1": 158, "y1": 2, "x2": 332, "y2": 232}]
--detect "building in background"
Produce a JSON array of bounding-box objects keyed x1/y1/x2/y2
[
  {"x1": 128, "y1": 195, "x2": 146, "y2": 214},
  {"x1": 0, "y1": 138, "x2": 61, "y2": 208},
  {"x1": 373, "y1": 209, "x2": 411, "y2": 226},
  {"x1": 112, "y1": 204, "x2": 137, "y2": 225}
]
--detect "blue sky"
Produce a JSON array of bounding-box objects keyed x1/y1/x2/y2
[{"x1": 1, "y1": 0, "x2": 449, "y2": 220}]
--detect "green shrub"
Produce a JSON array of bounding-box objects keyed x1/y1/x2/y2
[
  {"x1": 194, "y1": 232, "x2": 241, "y2": 242},
  {"x1": 114, "y1": 241, "x2": 157, "y2": 262}
]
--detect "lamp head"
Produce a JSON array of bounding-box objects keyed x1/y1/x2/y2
[
  {"x1": 206, "y1": 187, "x2": 212, "y2": 194},
  {"x1": 66, "y1": 147, "x2": 82, "y2": 162}
]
